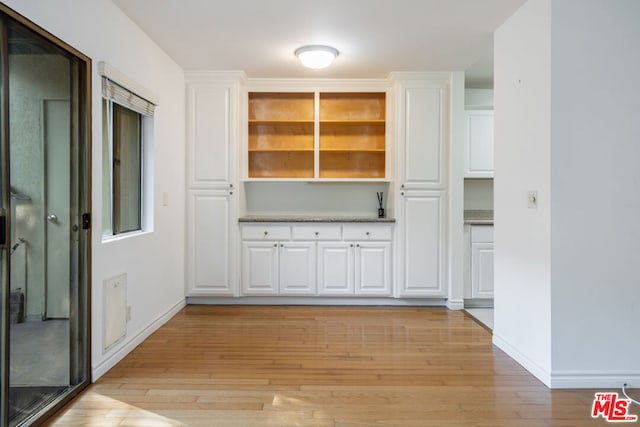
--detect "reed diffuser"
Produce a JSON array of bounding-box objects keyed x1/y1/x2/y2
[{"x1": 377, "y1": 192, "x2": 385, "y2": 218}]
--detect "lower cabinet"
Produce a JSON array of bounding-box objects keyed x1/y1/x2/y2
[
  {"x1": 241, "y1": 223, "x2": 392, "y2": 297},
  {"x1": 464, "y1": 225, "x2": 494, "y2": 300},
  {"x1": 317, "y1": 241, "x2": 392, "y2": 296},
  {"x1": 242, "y1": 241, "x2": 316, "y2": 295}
]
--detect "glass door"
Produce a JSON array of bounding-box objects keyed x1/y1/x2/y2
[{"x1": 0, "y1": 8, "x2": 91, "y2": 427}]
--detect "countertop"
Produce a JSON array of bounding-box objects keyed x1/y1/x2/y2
[
  {"x1": 239, "y1": 216, "x2": 396, "y2": 223},
  {"x1": 464, "y1": 210, "x2": 493, "y2": 225}
]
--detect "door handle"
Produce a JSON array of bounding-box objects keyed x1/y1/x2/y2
[{"x1": 46, "y1": 214, "x2": 58, "y2": 223}]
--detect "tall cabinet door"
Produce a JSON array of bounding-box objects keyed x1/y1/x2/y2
[
  {"x1": 355, "y1": 242, "x2": 391, "y2": 296},
  {"x1": 186, "y1": 78, "x2": 238, "y2": 188},
  {"x1": 397, "y1": 191, "x2": 446, "y2": 297},
  {"x1": 394, "y1": 78, "x2": 448, "y2": 190},
  {"x1": 279, "y1": 242, "x2": 316, "y2": 295},
  {"x1": 186, "y1": 190, "x2": 235, "y2": 296}
]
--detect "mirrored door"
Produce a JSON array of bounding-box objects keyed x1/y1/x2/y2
[{"x1": 0, "y1": 7, "x2": 91, "y2": 427}]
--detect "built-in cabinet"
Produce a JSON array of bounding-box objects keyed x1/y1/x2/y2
[
  {"x1": 464, "y1": 110, "x2": 494, "y2": 178},
  {"x1": 185, "y1": 73, "x2": 456, "y2": 304},
  {"x1": 241, "y1": 223, "x2": 392, "y2": 297},
  {"x1": 185, "y1": 73, "x2": 243, "y2": 296},
  {"x1": 392, "y1": 74, "x2": 450, "y2": 297}
]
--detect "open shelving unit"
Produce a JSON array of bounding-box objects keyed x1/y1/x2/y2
[
  {"x1": 247, "y1": 90, "x2": 387, "y2": 180},
  {"x1": 248, "y1": 92, "x2": 315, "y2": 178},
  {"x1": 319, "y1": 92, "x2": 386, "y2": 179}
]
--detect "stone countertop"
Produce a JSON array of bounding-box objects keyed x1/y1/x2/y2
[
  {"x1": 464, "y1": 210, "x2": 494, "y2": 225},
  {"x1": 239, "y1": 216, "x2": 396, "y2": 223}
]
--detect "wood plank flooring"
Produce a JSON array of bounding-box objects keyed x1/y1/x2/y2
[{"x1": 44, "y1": 306, "x2": 620, "y2": 426}]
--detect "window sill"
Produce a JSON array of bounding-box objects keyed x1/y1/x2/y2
[{"x1": 101, "y1": 229, "x2": 152, "y2": 244}]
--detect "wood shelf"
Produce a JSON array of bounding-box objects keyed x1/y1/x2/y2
[
  {"x1": 250, "y1": 119, "x2": 315, "y2": 125},
  {"x1": 320, "y1": 148, "x2": 385, "y2": 153},
  {"x1": 249, "y1": 148, "x2": 314, "y2": 152},
  {"x1": 320, "y1": 120, "x2": 385, "y2": 126}
]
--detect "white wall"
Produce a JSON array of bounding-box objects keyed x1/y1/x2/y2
[
  {"x1": 493, "y1": 0, "x2": 553, "y2": 385},
  {"x1": 3, "y1": 0, "x2": 186, "y2": 379},
  {"x1": 495, "y1": 0, "x2": 640, "y2": 388},
  {"x1": 549, "y1": 0, "x2": 640, "y2": 387}
]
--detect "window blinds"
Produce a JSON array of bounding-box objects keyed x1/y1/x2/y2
[{"x1": 101, "y1": 76, "x2": 156, "y2": 117}]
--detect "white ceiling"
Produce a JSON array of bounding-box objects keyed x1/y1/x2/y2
[{"x1": 112, "y1": 0, "x2": 526, "y2": 87}]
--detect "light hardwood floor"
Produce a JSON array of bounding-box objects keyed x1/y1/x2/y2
[{"x1": 44, "y1": 306, "x2": 618, "y2": 426}]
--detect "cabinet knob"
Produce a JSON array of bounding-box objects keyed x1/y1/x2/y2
[
  {"x1": 280, "y1": 243, "x2": 284, "y2": 247},
  {"x1": 401, "y1": 192, "x2": 405, "y2": 196},
  {"x1": 315, "y1": 231, "x2": 319, "y2": 236},
  {"x1": 401, "y1": 184, "x2": 405, "y2": 188},
  {"x1": 356, "y1": 244, "x2": 360, "y2": 248},
  {"x1": 273, "y1": 243, "x2": 277, "y2": 247},
  {"x1": 230, "y1": 191, "x2": 233, "y2": 195},
  {"x1": 366, "y1": 231, "x2": 370, "y2": 236},
  {"x1": 230, "y1": 183, "x2": 234, "y2": 188},
  {"x1": 350, "y1": 244, "x2": 354, "y2": 247}
]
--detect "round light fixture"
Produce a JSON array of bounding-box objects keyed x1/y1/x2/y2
[{"x1": 294, "y1": 45, "x2": 339, "y2": 69}]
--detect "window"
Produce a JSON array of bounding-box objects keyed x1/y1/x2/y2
[{"x1": 101, "y1": 73, "x2": 156, "y2": 237}]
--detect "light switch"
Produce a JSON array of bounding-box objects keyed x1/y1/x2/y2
[{"x1": 528, "y1": 191, "x2": 538, "y2": 209}]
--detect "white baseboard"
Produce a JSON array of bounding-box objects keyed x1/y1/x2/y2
[
  {"x1": 446, "y1": 299, "x2": 464, "y2": 310},
  {"x1": 186, "y1": 296, "x2": 448, "y2": 307},
  {"x1": 91, "y1": 297, "x2": 186, "y2": 380},
  {"x1": 492, "y1": 333, "x2": 551, "y2": 388},
  {"x1": 550, "y1": 372, "x2": 640, "y2": 389},
  {"x1": 493, "y1": 334, "x2": 640, "y2": 389}
]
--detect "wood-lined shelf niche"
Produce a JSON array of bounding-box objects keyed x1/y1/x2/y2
[
  {"x1": 320, "y1": 92, "x2": 385, "y2": 179},
  {"x1": 248, "y1": 92, "x2": 315, "y2": 178},
  {"x1": 247, "y1": 90, "x2": 387, "y2": 181}
]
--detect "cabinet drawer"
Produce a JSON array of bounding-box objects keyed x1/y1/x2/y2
[
  {"x1": 471, "y1": 225, "x2": 494, "y2": 243},
  {"x1": 241, "y1": 225, "x2": 291, "y2": 241},
  {"x1": 343, "y1": 224, "x2": 392, "y2": 241},
  {"x1": 292, "y1": 225, "x2": 342, "y2": 241}
]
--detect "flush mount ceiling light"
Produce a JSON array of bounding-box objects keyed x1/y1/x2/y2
[{"x1": 295, "y1": 45, "x2": 339, "y2": 69}]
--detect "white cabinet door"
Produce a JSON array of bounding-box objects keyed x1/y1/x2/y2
[
  {"x1": 318, "y1": 242, "x2": 354, "y2": 295},
  {"x1": 186, "y1": 190, "x2": 235, "y2": 296},
  {"x1": 279, "y1": 242, "x2": 316, "y2": 295},
  {"x1": 186, "y1": 81, "x2": 238, "y2": 187},
  {"x1": 397, "y1": 191, "x2": 445, "y2": 297},
  {"x1": 464, "y1": 110, "x2": 494, "y2": 178},
  {"x1": 242, "y1": 242, "x2": 279, "y2": 295},
  {"x1": 471, "y1": 242, "x2": 494, "y2": 298},
  {"x1": 395, "y1": 81, "x2": 447, "y2": 190},
  {"x1": 355, "y1": 242, "x2": 391, "y2": 296}
]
